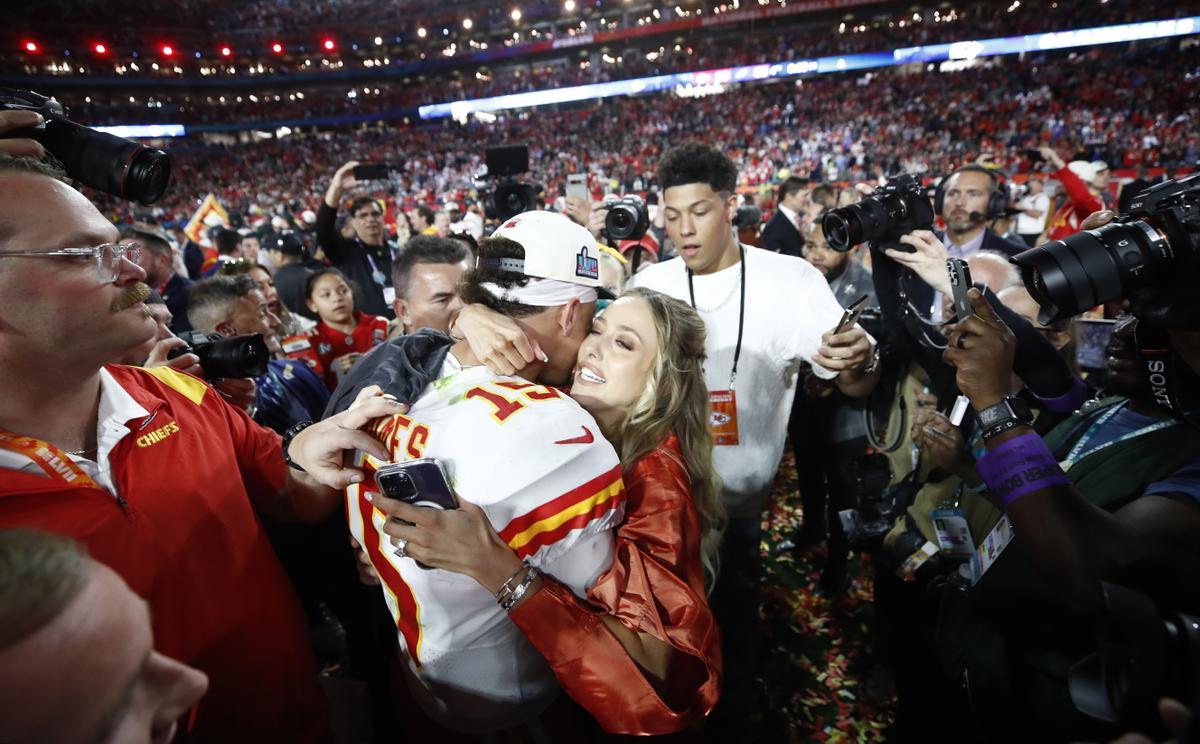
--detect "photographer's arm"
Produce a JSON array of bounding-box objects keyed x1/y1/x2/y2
[{"x1": 944, "y1": 290, "x2": 1200, "y2": 613}]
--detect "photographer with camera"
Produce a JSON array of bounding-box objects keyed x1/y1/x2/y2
[
  {"x1": 0, "y1": 147, "x2": 406, "y2": 741},
  {"x1": 188, "y1": 274, "x2": 330, "y2": 434},
  {"x1": 917, "y1": 194, "x2": 1200, "y2": 738},
  {"x1": 833, "y1": 171, "x2": 1081, "y2": 413},
  {"x1": 319, "y1": 160, "x2": 399, "y2": 318}
]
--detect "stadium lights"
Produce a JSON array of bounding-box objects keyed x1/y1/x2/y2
[
  {"x1": 271, "y1": 42, "x2": 284, "y2": 53},
  {"x1": 220, "y1": 45, "x2": 232, "y2": 57},
  {"x1": 323, "y1": 38, "x2": 336, "y2": 51},
  {"x1": 463, "y1": 18, "x2": 474, "y2": 29},
  {"x1": 374, "y1": 36, "x2": 383, "y2": 45},
  {"x1": 93, "y1": 42, "x2": 108, "y2": 55},
  {"x1": 417, "y1": 27, "x2": 427, "y2": 38},
  {"x1": 565, "y1": 0, "x2": 576, "y2": 10},
  {"x1": 161, "y1": 44, "x2": 175, "y2": 57},
  {"x1": 511, "y1": 8, "x2": 522, "y2": 21},
  {"x1": 421, "y1": 14, "x2": 1200, "y2": 121},
  {"x1": 22, "y1": 41, "x2": 39, "y2": 53}
]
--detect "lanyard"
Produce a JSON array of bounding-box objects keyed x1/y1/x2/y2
[
  {"x1": 1061, "y1": 400, "x2": 1179, "y2": 472},
  {"x1": 687, "y1": 243, "x2": 745, "y2": 389},
  {"x1": 0, "y1": 429, "x2": 104, "y2": 491}
]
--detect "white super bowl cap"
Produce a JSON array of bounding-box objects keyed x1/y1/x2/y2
[{"x1": 480, "y1": 211, "x2": 612, "y2": 305}]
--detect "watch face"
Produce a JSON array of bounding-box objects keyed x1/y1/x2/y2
[{"x1": 978, "y1": 401, "x2": 1011, "y2": 427}]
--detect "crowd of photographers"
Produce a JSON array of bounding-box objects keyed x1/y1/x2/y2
[{"x1": 3, "y1": 19, "x2": 1200, "y2": 743}]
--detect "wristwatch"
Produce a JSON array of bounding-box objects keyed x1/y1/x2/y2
[
  {"x1": 281, "y1": 420, "x2": 316, "y2": 471},
  {"x1": 974, "y1": 396, "x2": 1034, "y2": 441}
]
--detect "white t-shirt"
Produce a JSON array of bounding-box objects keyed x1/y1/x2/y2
[
  {"x1": 346, "y1": 358, "x2": 624, "y2": 732},
  {"x1": 1016, "y1": 192, "x2": 1050, "y2": 235},
  {"x1": 631, "y1": 245, "x2": 848, "y2": 518}
]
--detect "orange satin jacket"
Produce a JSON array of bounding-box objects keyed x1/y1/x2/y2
[{"x1": 508, "y1": 433, "x2": 722, "y2": 735}]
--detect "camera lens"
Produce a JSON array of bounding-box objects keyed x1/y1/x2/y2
[
  {"x1": 606, "y1": 206, "x2": 635, "y2": 239},
  {"x1": 821, "y1": 209, "x2": 858, "y2": 252},
  {"x1": 39, "y1": 119, "x2": 172, "y2": 205},
  {"x1": 1013, "y1": 219, "x2": 1169, "y2": 324}
]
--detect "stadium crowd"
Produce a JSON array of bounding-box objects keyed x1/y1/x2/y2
[
  {"x1": 2, "y1": 2, "x2": 1200, "y2": 743},
  {"x1": 87, "y1": 39, "x2": 1200, "y2": 234}
]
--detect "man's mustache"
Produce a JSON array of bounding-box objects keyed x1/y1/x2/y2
[{"x1": 111, "y1": 282, "x2": 151, "y2": 312}]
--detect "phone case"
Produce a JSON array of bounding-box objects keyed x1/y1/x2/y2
[{"x1": 375, "y1": 459, "x2": 457, "y2": 510}]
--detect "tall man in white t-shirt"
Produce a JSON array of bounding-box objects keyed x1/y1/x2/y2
[{"x1": 629, "y1": 142, "x2": 878, "y2": 736}]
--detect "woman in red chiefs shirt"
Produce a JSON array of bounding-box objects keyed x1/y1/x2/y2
[{"x1": 287, "y1": 268, "x2": 388, "y2": 389}]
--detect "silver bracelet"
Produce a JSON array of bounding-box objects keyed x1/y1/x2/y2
[
  {"x1": 500, "y1": 565, "x2": 539, "y2": 612},
  {"x1": 494, "y1": 562, "x2": 528, "y2": 602}
]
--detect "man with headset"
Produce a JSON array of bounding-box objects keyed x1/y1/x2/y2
[
  {"x1": 933, "y1": 165, "x2": 1027, "y2": 261},
  {"x1": 867, "y1": 162, "x2": 1076, "y2": 408},
  {"x1": 877, "y1": 165, "x2": 1028, "y2": 332}
]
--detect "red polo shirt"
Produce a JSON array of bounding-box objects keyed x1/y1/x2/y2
[
  {"x1": 0, "y1": 365, "x2": 330, "y2": 743},
  {"x1": 307, "y1": 311, "x2": 390, "y2": 389}
]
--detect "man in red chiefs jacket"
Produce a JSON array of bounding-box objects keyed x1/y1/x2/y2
[{"x1": 0, "y1": 147, "x2": 403, "y2": 741}]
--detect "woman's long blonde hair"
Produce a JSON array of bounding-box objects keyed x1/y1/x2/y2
[{"x1": 609, "y1": 288, "x2": 725, "y2": 592}]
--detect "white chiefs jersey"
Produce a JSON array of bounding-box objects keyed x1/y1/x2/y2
[{"x1": 346, "y1": 360, "x2": 626, "y2": 732}]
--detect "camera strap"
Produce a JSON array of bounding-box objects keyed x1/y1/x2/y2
[
  {"x1": 0, "y1": 428, "x2": 104, "y2": 491},
  {"x1": 688, "y1": 243, "x2": 746, "y2": 447},
  {"x1": 687, "y1": 243, "x2": 745, "y2": 389},
  {"x1": 1134, "y1": 322, "x2": 1200, "y2": 429}
]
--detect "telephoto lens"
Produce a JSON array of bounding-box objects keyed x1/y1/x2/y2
[
  {"x1": 0, "y1": 88, "x2": 172, "y2": 205},
  {"x1": 1013, "y1": 175, "x2": 1200, "y2": 325}
]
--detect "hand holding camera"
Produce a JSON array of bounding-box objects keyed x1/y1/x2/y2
[
  {"x1": 0, "y1": 110, "x2": 46, "y2": 159},
  {"x1": 885, "y1": 229, "x2": 953, "y2": 294},
  {"x1": 911, "y1": 411, "x2": 977, "y2": 483},
  {"x1": 942, "y1": 289, "x2": 1017, "y2": 411}
]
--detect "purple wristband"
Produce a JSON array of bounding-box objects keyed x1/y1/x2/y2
[
  {"x1": 1032, "y1": 375, "x2": 1088, "y2": 415},
  {"x1": 976, "y1": 432, "x2": 1071, "y2": 508}
]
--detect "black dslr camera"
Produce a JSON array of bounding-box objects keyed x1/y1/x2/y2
[
  {"x1": 1014, "y1": 174, "x2": 1200, "y2": 328},
  {"x1": 0, "y1": 88, "x2": 172, "y2": 205},
  {"x1": 822, "y1": 174, "x2": 935, "y2": 252},
  {"x1": 167, "y1": 332, "x2": 270, "y2": 379},
  {"x1": 481, "y1": 145, "x2": 542, "y2": 222},
  {"x1": 1069, "y1": 582, "x2": 1200, "y2": 732},
  {"x1": 600, "y1": 194, "x2": 650, "y2": 242}
]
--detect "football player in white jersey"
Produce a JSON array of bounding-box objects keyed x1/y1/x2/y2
[{"x1": 294, "y1": 211, "x2": 625, "y2": 732}]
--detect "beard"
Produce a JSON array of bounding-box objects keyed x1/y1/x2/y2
[{"x1": 110, "y1": 282, "x2": 151, "y2": 313}]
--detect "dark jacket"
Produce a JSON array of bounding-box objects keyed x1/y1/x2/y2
[
  {"x1": 323, "y1": 329, "x2": 454, "y2": 417},
  {"x1": 162, "y1": 272, "x2": 196, "y2": 334},
  {"x1": 274, "y1": 263, "x2": 316, "y2": 320},
  {"x1": 315, "y1": 204, "x2": 396, "y2": 318},
  {"x1": 759, "y1": 209, "x2": 805, "y2": 258}
]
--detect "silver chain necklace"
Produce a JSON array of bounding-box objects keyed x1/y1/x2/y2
[{"x1": 691, "y1": 271, "x2": 741, "y2": 314}]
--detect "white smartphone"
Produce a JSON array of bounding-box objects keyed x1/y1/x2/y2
[{"x1": 566, "y1": 173, "x2": 588, "y2": 202}]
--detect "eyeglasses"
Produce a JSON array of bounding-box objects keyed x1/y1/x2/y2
[{"x1": 0, "y1": 241, "x2": 141, "y2": 283}]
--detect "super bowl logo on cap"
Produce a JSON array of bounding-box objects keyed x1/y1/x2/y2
[{"x1": 576, "y1": 246, "x2": 599, "y2": 280}]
